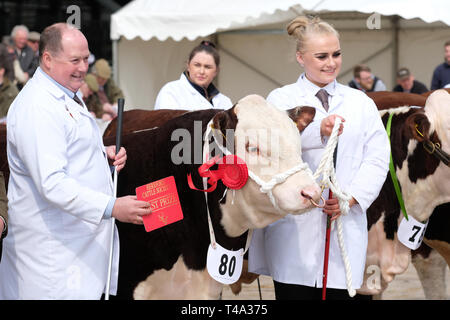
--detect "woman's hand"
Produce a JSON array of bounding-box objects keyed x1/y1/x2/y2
[
  {"x1": 323, "y1": 196, "x2": 357, "y2": 221},
  {"x1": 320, "y1": 114, "x2": 345, "y2": 137}
]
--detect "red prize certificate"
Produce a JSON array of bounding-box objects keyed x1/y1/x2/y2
[{"x1": 136, "y1": 176, "x2": 183, "y2": 232}]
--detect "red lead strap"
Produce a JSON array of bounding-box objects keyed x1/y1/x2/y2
[
  {"x1": 322, "y1": 144, "x2": 338, "y2": 300},
  {"x1": 322, "y1": 189, "x2": 333, "y2": 300}
]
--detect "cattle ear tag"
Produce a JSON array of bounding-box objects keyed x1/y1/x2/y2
[
  {"x1": 206, "y1": 242, "x2": 243, "y2": 285},
  {"x1": 397, "y1": 215, "x2": 428, "y2": 250}
]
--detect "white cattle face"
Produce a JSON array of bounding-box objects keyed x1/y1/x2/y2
[{"x1": 212, "y1": 94, "x2": 321, "y2": 236}]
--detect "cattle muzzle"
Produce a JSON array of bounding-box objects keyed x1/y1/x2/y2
[{"x1": 301, "y1": 188, "x2": 326, "y2": 208}]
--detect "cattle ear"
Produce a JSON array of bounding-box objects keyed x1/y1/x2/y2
[
  {"x1": 287, "y1": 106, "x2": 316, "y2": 132},
  {"x1": 211, "y1": 106, "x2": 238, "y2": 152},
  {"x1": 212, "y1": 105, "x2": 238, "y2": 133},
  {"x1": 405, "y1": 111, "x2": 430, "y2": 142}
]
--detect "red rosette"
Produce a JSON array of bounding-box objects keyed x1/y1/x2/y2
[{"x1": 218, "y1": 155, "x2": 248, "y2": 190}]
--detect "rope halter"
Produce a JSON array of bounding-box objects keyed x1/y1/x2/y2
[{"x1": 205, "y1": 119, "x2": 314, "y2": 213}]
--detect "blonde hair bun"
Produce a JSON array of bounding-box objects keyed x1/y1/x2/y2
[{"x1": 287, "y1": 16, "x2": 339, "y2": 52}]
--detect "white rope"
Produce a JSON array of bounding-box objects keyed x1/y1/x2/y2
[{"x1": 313, "y1": 118, "x2": 356, "y2": 297}]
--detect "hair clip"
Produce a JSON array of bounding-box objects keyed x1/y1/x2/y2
[{"x1": 201, "y1": 40, "x2": 216, "y2": 48}]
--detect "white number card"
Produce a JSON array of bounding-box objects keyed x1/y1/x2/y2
[
  {"x1": 398, "y1": 216, "x2": 428, "y2": 250},
  {"x1": 206, "y1": 243, "x2": 243, "y2": 285}
]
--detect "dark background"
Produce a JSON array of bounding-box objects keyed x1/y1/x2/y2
[{"x1": 0, "y1": 0, "x2": 132, "y2": 62}]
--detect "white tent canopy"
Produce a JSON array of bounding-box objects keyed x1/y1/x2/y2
[{"x1": 110, "y1": 0, "x2": 450, "y2": 109}]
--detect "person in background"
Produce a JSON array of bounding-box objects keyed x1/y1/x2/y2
[
  {"x1": 27, "y1": 31, "x2": 40, "y2": 58},
  {"x1": 9, "y1": 25, "x2": 38, "y2": 89},
  {"x1": 154, "y1": 40, "x2": 232, "y2": 110},
  {"x1": 80, "y1": 73, "x2": 100, "y2": 117},
  {"x1": 248, "y1": 15, "x2": 390, "y2": 300},
  {"x1": 393, "y1": 67, "x2": 428, "y2": 94},
  {"x1": 0, "y1": 53, "x2": 19, "y2": 120},
  {"x1": 0, "y1": 41, "x2": 15, "y2": 82},
  {"x1": 85, "y1": 58, "x2": 123, "y2": 120},
  {"x1": 0, "y1": 22, "x2": 152, "y2": 300},
  {"x1": 431, "y1": 40, "x2": 450, "y2": 90},
  {"x1": 348, "y1": 64, "x2": 386, "y2": 92}
]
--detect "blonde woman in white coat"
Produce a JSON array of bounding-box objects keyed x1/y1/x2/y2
[
  {"x1": 248, "y1": 16, "x2": 390, "y2": 300},
  {"x1": 154, "y1": 41, "x2": 232, "y2": 111}
]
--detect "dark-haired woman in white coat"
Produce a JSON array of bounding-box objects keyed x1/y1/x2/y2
[
  {"x1": 248, "y1": 16, "x2": 390, "y2": 300},
  {"x1": 155, "y1": 41, "x2": 232, "y2": 111}
]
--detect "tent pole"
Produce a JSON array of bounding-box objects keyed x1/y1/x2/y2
[
  {"x1": 391, "y1": 16, "x2": 400, "y2": 86},
  {"x1": 112, "y1": 39, "x2": 119, "y2": 84}
]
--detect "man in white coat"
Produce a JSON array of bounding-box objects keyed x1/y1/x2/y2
[{"x1": 0, "y1": 23, "x2": 152, "y2": 299}]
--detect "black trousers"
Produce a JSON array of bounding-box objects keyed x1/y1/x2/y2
[{"x1": 273, "y1": 280, "x2": 360, "y2": 300}]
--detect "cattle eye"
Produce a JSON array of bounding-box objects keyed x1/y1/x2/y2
[{"x1": 246, "y1": 143, "x2": 259, "y2": 154}]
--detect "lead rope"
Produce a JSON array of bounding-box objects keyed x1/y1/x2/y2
[{"x1": 313, "y1": 117, "x2": 355, "y2": 297}]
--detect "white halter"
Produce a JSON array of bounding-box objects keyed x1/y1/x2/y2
[{"x1": 204, "y1": 119, "x2": 313, "y2": 213}]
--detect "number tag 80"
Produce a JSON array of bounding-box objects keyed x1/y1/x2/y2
[{"x1": 206, "y1": 243, "x2": 243, "y2": 284}]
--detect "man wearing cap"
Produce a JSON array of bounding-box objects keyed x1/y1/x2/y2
[
  {"x1": 80, "y1": 74, "x2": 100, "y2": 116},
  {"x1": 27, "y1": 31, "x2": 40, "y2": 58},
  {"x1": 393, "y1": 67, "x2": 428, "y2": 94},
  {"x1": 85, "y1": 58, "x2": 123, "y2": 120}
]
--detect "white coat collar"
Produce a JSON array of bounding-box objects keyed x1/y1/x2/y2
[
  {"x1": 180, "y1": 73, "x2": 198, "y2": 96},
  {"x1": 34, "y1": 67, "x2": 91, "y2": 118},
  {"x1": 296, "y1": 73, "x2": 344, "y2": 112}
]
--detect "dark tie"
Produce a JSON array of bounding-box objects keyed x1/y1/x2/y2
[
  {"x1": 73, "y1": 94, "x2": 83, "y2": 107},
  {"x1": 316, "y1": 89, "x2": 329, "y2": 112}
]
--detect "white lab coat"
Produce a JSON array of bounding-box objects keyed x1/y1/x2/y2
[
  {"x1": 154, "y1": 73, "x2": 233, "y2": 110},
  {"x1": 249, "y1": 74, "x2": 390, "y2": 290},
  {"x1": 0, "y1": 67, "x2": 119, "y2": 299}
]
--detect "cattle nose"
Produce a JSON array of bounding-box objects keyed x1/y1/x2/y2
[
  {"x1": 300, "y1": 186, "x2": 325, "y2": 208},
  {"x1": 300, "y1": 186, "x2": 318, "y2": 200}
]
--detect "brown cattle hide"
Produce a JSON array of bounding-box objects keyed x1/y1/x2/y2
[
  {"x1": 103, "y1": 109, "x2": 188, "y2": 138},
  {"x1": 366, "y1": 91, "x2": 426, "y2": 109}
]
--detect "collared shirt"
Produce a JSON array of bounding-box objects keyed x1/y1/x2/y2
[
  {"x1": 300, "y1": 73, "x2": 337, "y2": 106},
  {"x1": 40, "y1": 69, "x2": 83, "y2": 104}
]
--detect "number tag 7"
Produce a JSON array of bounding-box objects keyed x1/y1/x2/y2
[
  {"x1": 398, "y1": 215, "x2": 428, "y2": 250},
  {"x1": 206, "y1": 243, "x2": 243, "y2": 284}
]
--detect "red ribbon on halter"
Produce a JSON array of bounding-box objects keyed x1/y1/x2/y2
[{"x1": 187, "y1": 155, "x2": 249, "y2": 192}]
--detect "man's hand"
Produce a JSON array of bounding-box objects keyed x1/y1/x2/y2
[
  {"x1": 0, "y1": 218, "x2": 4, "y2": 234},
  {"x1": 106, "y1": 146, "x2": 127, "y2": 172},
  {"x1": 112, "y1": 196, "x2": 152, "y2": 225},
  {"x1": 320, "y1": 114, "x2": 345, "y2": 137}
]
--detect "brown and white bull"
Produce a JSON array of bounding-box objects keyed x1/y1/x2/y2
[
  {"x1": 358, "y1": 89, "x2": 450, "y2": 296},
  {"x1": 108, "y1": 95, "x2": 322, "y2": 299}
]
